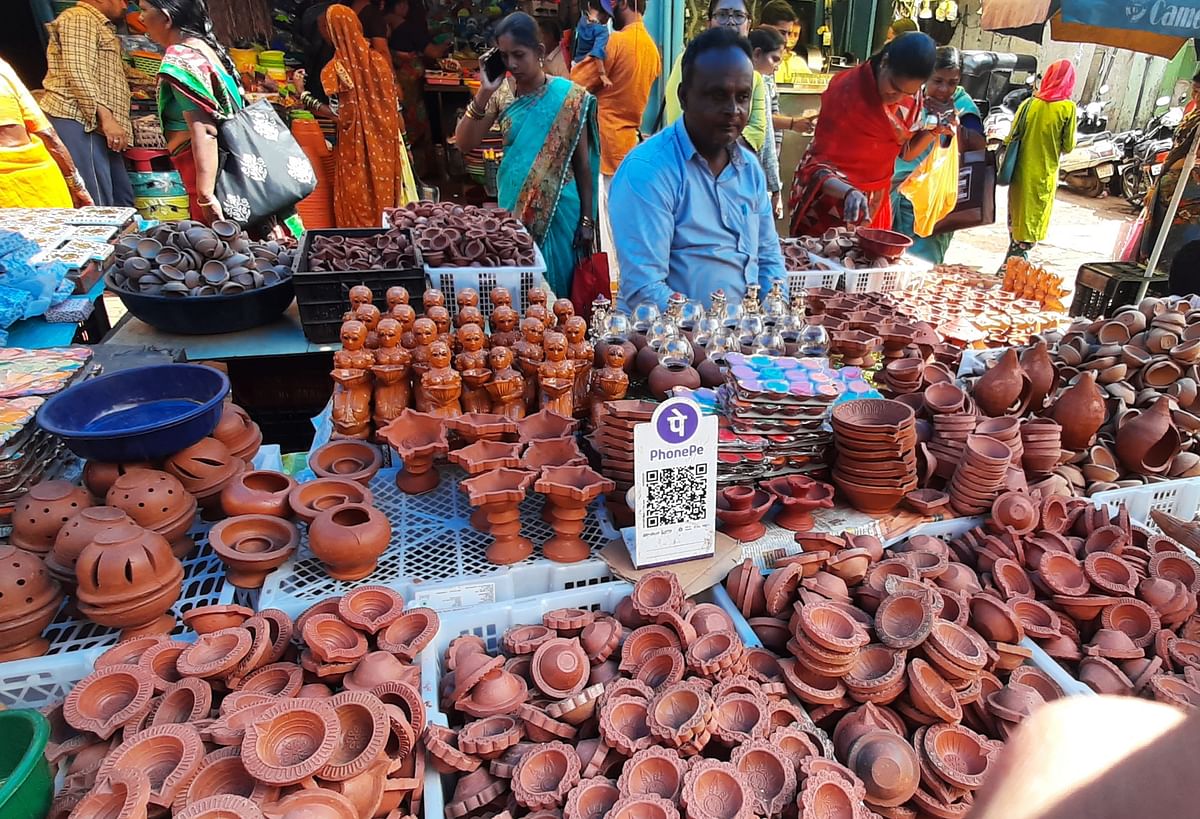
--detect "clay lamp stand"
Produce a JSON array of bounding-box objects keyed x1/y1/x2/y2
[
  {"x1": 524, "y1": 437, "x2": 587, "y2": 470},
  {"x1": 535, "y1": 465, "x2": 615, "y2": 563},
  {"x1": 220, "y1": 470, "x2": 297, "y2": 518},
  {"x1": 209, "y1": 515, "x2": 300, "y2": 588},
  {"x1": 449, "y1": 440, "x2": 525, "y2": 530},
  {"x1": 762, "y1": 476, "x2": 835, "y2": 532},
  {"x1": 716, "y1": 486, "x2": 775, "y2": 542},
  {"x1": 308, "y1": 440, "x2": 384, "y2": 485},
  {"x1": 446, "y1": 412, "x2": 519, "y2": 445},
  {"x1": 517, "y1": 409, "x2": 580, "y2": 444},
  {"x1": 461, "y1": 468, "x2": 537, "y2": 564},
  {"x1": 379, "y1": 409, "x2": 450, "y2": 494}
]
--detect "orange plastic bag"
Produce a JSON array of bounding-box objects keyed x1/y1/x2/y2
[{"x1": 899, "y1": 135, "x2": 960, "y2": 237}]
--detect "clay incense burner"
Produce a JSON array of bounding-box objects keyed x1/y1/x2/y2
[
  {"x1": 762, "y1": 476, "x2": 836, "y2": 531},
  {"x1": 379, "y1": 408, "x2": 450, "y2": 494},
  {"x1": 209, "y1": 514, "x2": 301, "y2": 588}
]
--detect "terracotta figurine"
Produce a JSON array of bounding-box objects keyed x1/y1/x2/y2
[
  {"x1": 410, "y1": 317, "x2": 438, "y2": 412},
  {"x1": 456, "y1": 306, "x2": 485, "y2": 345},
  {"x1": 372, "y1": 317, "x2": 412, "y2": 428},
  {"x1": 392, "y1": 303, "x2": 417, "y2": 349},
  {"x1": 563, "y1": 315, "x2": 593, "y2": 415},
  {"x1": 539, "y1": 331, "x2": 575, "y2": 418},
  {"x1": 423, "y1": 289, "x2": 446, "y2": 312},
  {"x1": 356, "y1": 303, "x2": 383, "y2": 350},
  {"x1": 527, "y1": 286, "x2": 548, "y2": 310},
  {"x1": 331, "y1": 320, "x2": 374, "y2": 439},
  {"x1": 526, "y1": 302, "x2": 551, "y2": 329},
  {"x1": 343, "y1": 284, "x2": 373, "y2": 322},
  {"x1": 455, "y1": 288, "x2": 480, "y2": 326},
  {"x1": 386, "y1": 286, "x2": 409, "y2": 311},
  {"x1": 514, "y1": 316, "x2": 546, "y2": 412},
  {"x1": 422, "y1": 340, "x2": 463, "y2": 419},
  {"x1": 455, "y1": 323, "x2": 492, "y2": 414},
  {"x1": 486, "y1": 346, "x2": 527, "y2": 421},
  {"x1": 490, "y1": 286, "x2": 513, "y2": 312},
  {"x1": 552, "y1": 297, "x2": 575, "y2": 329},
  {"x1": 428, "y1": 305, "x2": 453, "y2": 348},
  {"x1": 591, "y1": 345, "x2": 630, "y2": 428},
  {"x1": 489, "y1": 305, "x2": 521, "y2": 349}
]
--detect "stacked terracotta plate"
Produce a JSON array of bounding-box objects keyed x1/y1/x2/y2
[
  {"x1": 946, "y1": 435, "x2": 1013, "y2": 516},
  {"x1": 831, "y1": 399, "x2": 918, "y2": 514}
]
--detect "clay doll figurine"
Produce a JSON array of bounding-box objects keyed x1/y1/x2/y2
[
  {"x1": 343, "y1": 284, "x2": 373, "y2": 322},
  {"x1": 410, "y1": 317, "x2": 438, "y2": 411},
  {"x1": 423, "y1": 289, "x2": 446, "y2": 313},
  {"x1": 455, "y1": 323, "x2": 492, "y2": 413},
  {"x1": 455, "y1": 288, "x2": 481, "y2": 327},
  {"x1": 428, "y1": 305, "x2": 453, "y2": 348},
  {"x1": 372, "y1": 317, "x2": 412, "y2": 428},
  {"x1": 386, "y1": 286, "x2": 409, "y2": 312},
  {"x1": 563, "y1": 315, "x2": 594, "y2": 415},
  {"x1": 392, "y1": 303, "x2": 417, "y2": 349},
  {"x1": 356, "y1": 303, "x2": 383, "y2": 350},
  {"x1": 489, "y1": 306, "x2": 521, "y2": 349},
  {"x1": 421, "y1": 340, "x2": 463, "y2": 419},
  {"x1": 539, "y1": 331, "x2": 576, "y2": 418},
  {"x1": 456, "y1": 306, "x2": 485, "y2": 347},
  {"x1": 527, "y1": 286, "x2": 548, "y2": 311},
  {"x1": 331, "y1": 320, "x2": 375, "y2": 439},
  {"x1": 513, "y1": 316, "x2": 546, "y2": 412},
  {"x1": 486, "y1": 346, "x2": 527, "y2": 420},
  {"x1": 526, "y1": 302, "x2": 551, "y2": 329},
  {"x1": 552, "y1": 298, "x2": 576, "y2": 329},
  {"x1": 591, "y1": 345, "x2": 630, "y2": 428},
  {"x1": 491, "y1": 286, "x2": 513, "y2": 312}
]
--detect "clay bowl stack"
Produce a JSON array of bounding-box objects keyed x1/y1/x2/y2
[
  {"x1": 831, "y1": 399, "x2": 918, "y2": 515},
  {"x1": 47, "y1": 591, "x2": 441, "y2": 819},
  {"x1": 722, "y1": 522, "x2": 1069, "y2": 817},
  {"x1": 944, "y1": 496, "x2": 1200, "y2": 707},
  {"x1": 591, "y1": 399, "x2": 656, "y2": 519},
  {"x1": 946, "y1": 435, "x2": 1014, "y2": 516},
  {"x1": 430, "y1": 570, "x2": 905, "y2": 819}
]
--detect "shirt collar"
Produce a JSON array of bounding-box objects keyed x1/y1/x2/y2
[
  {"x1": 73, "y1": 2, "x2": 115, "y2": 28},
  {"x1": 672, "y1": 117, "x2": 746, "y2": 168}
]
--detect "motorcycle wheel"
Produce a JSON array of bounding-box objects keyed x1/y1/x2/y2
[{"x1": 1122, "y1": 167, "x2": 1144, "y2": 205}]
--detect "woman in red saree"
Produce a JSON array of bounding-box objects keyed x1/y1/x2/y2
[{"x1": 789, "y1": 32, "x2": 943, "y2": 237}]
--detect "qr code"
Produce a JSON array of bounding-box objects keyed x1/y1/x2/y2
[{"x1": 644, "y1": 464, "x2": 708, "y2": 527}]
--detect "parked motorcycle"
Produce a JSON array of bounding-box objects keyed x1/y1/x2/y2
[
  {"x1": 1059, "y1": 131, "x2": 1121, "y2": 197},
  {"x1": 1077, "y1": 85, "x2": 1111, "y2": 135},
  {"x1": 1118, "y1": 97, "x2": 1183, "y2": 206}
]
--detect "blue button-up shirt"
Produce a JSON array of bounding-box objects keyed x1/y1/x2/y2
[{"x1": 611, "y1": 118, "x2": 786, "y2": 312}]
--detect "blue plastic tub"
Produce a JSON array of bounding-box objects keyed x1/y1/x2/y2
[{"x1": 37, "y1": 364, "x2": 230, "y2": 461}]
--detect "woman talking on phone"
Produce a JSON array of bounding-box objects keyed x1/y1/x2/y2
[{"x1": 454, "y1": 11, "x2": 598, "y2": 298}]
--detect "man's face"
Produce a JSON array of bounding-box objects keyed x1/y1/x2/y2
[
  {"x1": 94, "y1": 0, "x2": 127, "y2": 22},
  {"x1": 681, "y1": 47, "x2": 754, "y2": 150},
  {"x1": 709, "y1": 0, "x2": 749, "y2": 35}
]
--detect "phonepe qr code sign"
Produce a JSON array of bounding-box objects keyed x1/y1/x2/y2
[{"x1": 631, "y1": 397, "x2": 717, "y2": 568}]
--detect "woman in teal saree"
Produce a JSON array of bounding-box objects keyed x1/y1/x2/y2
[{"x1": 454, "y1": 12, "x2": 598, "y2": 297}]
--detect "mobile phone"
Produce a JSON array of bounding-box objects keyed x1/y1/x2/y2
[{"x1": 482, "y1": 48, "x2": 506, "y2": 83}]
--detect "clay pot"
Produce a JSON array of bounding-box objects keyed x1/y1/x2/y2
[
  {"x1": 241, "y1": 699, "x2": 341, "y2": 785},
  {"x1": 213, "y1": 403, "x2": 263, "y2": 463},
  {"x1": 106, "y1": 468, "x2": 198, "y2": 557},
  {"x1": 846, "y1": 729, "x2": 919, "y2": 807},
  {"x1": 11, "y1": 480, "x2": 91, "y2": 554},
  {"x1": 209, "y1": 514, "x2": 300, "y2": 588},
  {"x1": 287, "y1": 478, "x2": 373, "y2": 524},
  {"x1": 974, "y1": 349, "x2": 1031, "y2": 416},
  {"x1": 378, "y1": 606, "x2": 440, "y2": 661},
  {"x1": 164, "y1": 437, "x2": 244, "y2": 507},
  {"x1": 45, "y1": 506, "x2": 132, "y2": 592},
  {"x1": 512, "y1": 741, "x2": 582, "y2": 809},
  {"x1": 308, "y1": 503, "x2": 392, "y2": 580},
  {"x1": 1116, "y1": 395, "x2": 1181, "y2": 475},
  {"x1": 0, "y1": 544, "x2": 63, "y2": 665},
  {"x1": 535, "y1": 465, "x2": 616, "y2": 563},
  {"x1": 308, "y1": 440, "x2": 384, "y2": 485},
  {"x1": 220, "y1": 470, "x2": 297, "y2": 518},
  {"x1": 83, "y1": 460, "x2": 157, "y2": 498},
  {"x1": 379, "y1": 409, "x2": 451, "y2": 494},
  {"x1": 1049, "y1": 371, "x2": 1107, "y2": 451},
  {"x1": 75, "y1": 523, "x2": 184, "y2": 638}
]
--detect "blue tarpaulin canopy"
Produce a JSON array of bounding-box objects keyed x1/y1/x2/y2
[{"x1": 982, "y1": 0, "x2": 1190, "y2": 58}]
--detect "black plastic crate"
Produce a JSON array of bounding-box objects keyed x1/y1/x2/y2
[
  {"x1": 295, "y1": 227, "x2": 428, "y2": 343},
  {"x1": 1069, "y1": 261, "x2": 1170, "y2": 319}
]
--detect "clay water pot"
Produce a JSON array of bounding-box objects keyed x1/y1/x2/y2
[
  {"x1": 11, "y1": 480, "x2": 91, "y2": 554},
  {"x1": 535, "y1": 466, "x2": 616, "y2": 563},
  {"x1": 209, "y1": 515, "x2": 300, "y2": 588},
  {"x1": 0, "y1": 545, "x2": 61, "y2": 661},
  {"x1": 379, "y1": 409, "x2": 450, "y2": 494},
  {"x1": 220, "y1": 470, "x2": 297, "y2": 518},
  {"x1": 308, "y1": 503, "x2": 392, "y2": 580},
  {"x1": 287, "y1": 478, "x2": 372, "y2": 524},
  {"x1": 75, "y1": 523, "x2": 184, "y2": 638},
  {"x1": 461, "y1": 468, "x2": 537, "y2": 565},
  {"x1": 974, "y1": 349, "x2": 1031, "y2": 416},
  {"x1": 1049, "y1": 371, "x2": 1107, "y2": 451},
  {"x1": 716, "y1": 486, "x2": 775, "y2": 542},
  {"x1": 1116, "y1": 395, "x2": 1181, "y2": 475},
  {"x1": 45, "y1": 506, "x2": 132, "y2": 593},
  {"x1": 308, "y1": 440, "x2": 383, "y2": 485}
]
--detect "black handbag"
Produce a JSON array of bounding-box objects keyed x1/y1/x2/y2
[
  {"x1": 213, "y1": 99, "x2": 317, "y2": 226},
  {"x1": 932, "y1": 149, "x2": 996, "y2": 235}
]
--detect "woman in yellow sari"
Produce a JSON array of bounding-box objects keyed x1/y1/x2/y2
[
  {"x1": 0, "y1": 58, "x2": 92, "y2": 209},
  {"x1": 300, "y1": 4, "x2": 417, "y2": 227}
]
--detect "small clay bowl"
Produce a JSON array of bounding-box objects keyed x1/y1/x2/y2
[
  {"x1": 308, "y1": 441, "x2": 383, "y2": 485},
  {"x1": 288, "y1": 478, "x2": 373, "y2": 524}
]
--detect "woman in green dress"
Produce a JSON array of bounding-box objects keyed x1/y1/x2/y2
[{"x1": 1006, "y1": 59, "x2": 1077, "y2": 259}]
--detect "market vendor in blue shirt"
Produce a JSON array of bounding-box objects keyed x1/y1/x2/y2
[{"x1": 611, "y1": 27, "x2": 786, "y2": 312}]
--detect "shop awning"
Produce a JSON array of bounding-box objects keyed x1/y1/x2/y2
[{"x1": 981, "y1": 0, "x2": 1190, "y2": 58}]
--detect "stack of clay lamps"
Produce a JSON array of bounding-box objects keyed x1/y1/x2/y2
[
  {"x1": 831, "y1": 399, "x2": 919, "y2": 515},
  {"x1": 723, "y1": 498, "x2": 1085, "y2": 818},
  {"x1": 426, "y1": 570, "x2": 932, "y2": 819},
  {"x1": 940, "y1": 495, "x2": 1200, "y2": 708},
  {"x1": 46, "y1": 588, "x2": 441, "y2": 819},
  {"x1": 591, "y1": 400, "x2": 656, "y2": 527}
]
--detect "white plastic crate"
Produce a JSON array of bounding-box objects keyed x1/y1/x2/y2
[
  {"x1": 0, "y1": 647, "x2": 102, "y2": 709},
  {"x1": 257, "y1": 465, "x2": 620, "y2": 618},
  {"x1": 1090, "y1": 477, "x2": 1200, "y2": 534},
  {"x1": 785, "y1": 248, "x2": 843, "y2": 293},
  {"x1": 841, "y1": 262, "x2": 924, "y2": 295},
  {"x1": 425, "y1": 243, "x2": 549, "y2": 321}
]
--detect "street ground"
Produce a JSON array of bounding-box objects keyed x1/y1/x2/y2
[{"x1": 943, "y1": 187, "x2": 1138, "y2": 291}]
